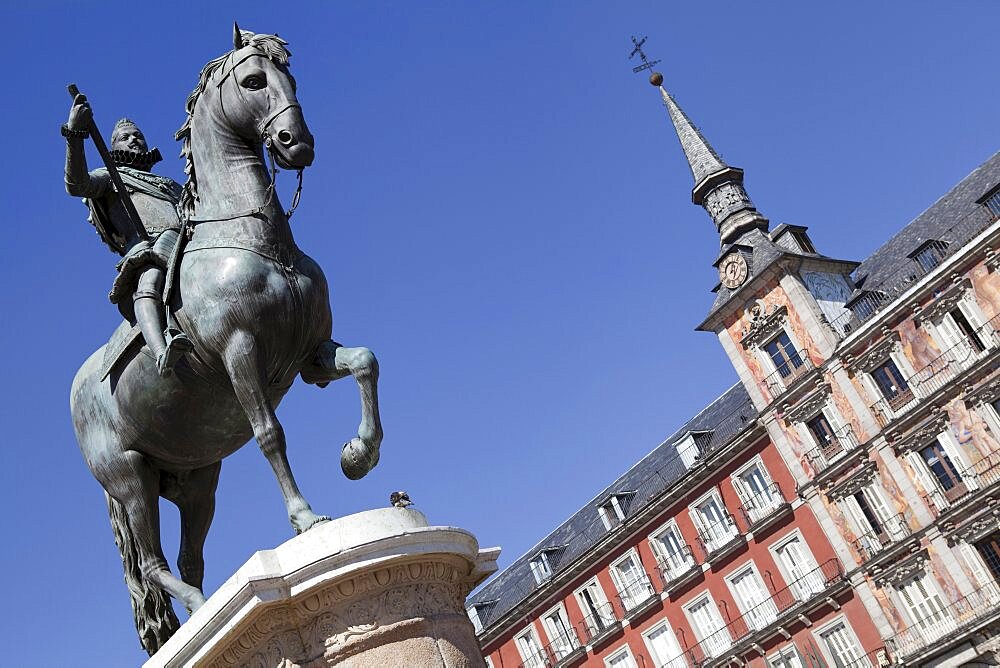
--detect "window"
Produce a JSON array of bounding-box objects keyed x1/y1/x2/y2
[
  {"x1": 643, "y1": 622, "x2": 685, "y2": 668},
  {"x1": 806, "y1": 413, "x2": 836, "y2": 447},
  {"x1": 605, "y1": 645, "x2": 638, "y2": 668},
  {"x1": 772, "y1": 533, "x2": 824, "y2": 599},
  {"x1": 529, "y1": 547, "x2": 564, "y2": 585},
  {"x1": 792, "y1": 231, "x2": 816, "y2": 254},
  {"x1": 983, "y1": 188, "x2": 1000, "y2": 218},
  {"x1": 575, "y1": 578, "x2": 616, "y2": 635},
  {"x1": 870, "y1": 358, "x2": 912, "y2": 409},
  {"x1": 649, "y1": 520, "x2": 695, "y2": 580},
  {"x1": 467, "y1": 606, "x2": 483, "y2": 634},
  {"x1": 763, "y1": 332, "x2": 804, "y2": 379},
  {"x1": 928, "y1": 300, "x2": 991, "y2": 368},
  {"x1": 768, "y1": 645, "x2": 805, "y2": 668},
  {"x1": 541, "y1": 604, "x2": 578, "y2": 660},
  {"x1": 727, "y1": 563, "x2": 777, "y2": 630},
  {"x1": 910, "y1": 240, "x2": 948, "y2": 273},
  {"x1": 691, "y1": 492, "x2": 737, "y2": 553},
  {"x1": 611, "y1": 550, "x2": 652, "y2": 610},
  {"x1": 975, "y1": 532, "x2": 1000, "y2": 582},
  {"x1": 685, "y1": 594, "x2": 731, "y2": 658},
  {"x1": 843, "y1": 485, "x2": 903, "y2": 556},
  {"x1": 896, "y1": 574, "x2": 949, "y2": 636},
  {"x1": 515, "y1": 627, "x2": 546, "y2": 668},
  {"x1": 733, "y1": 458, "x2": 781, "y2": 523},
  {"x1": 676, "y1": 431, "x2": 711, "y2": 469},
  {"x1": 816, "y1": 620, "x2": 869, "y2": 668},
  {"x1": 484, "y1": 656, "x2": 494, "y2": 668},
  {"x1": 599, "y1": 493, "x2": 635, "y2": 531},
  {"x1": 918, "y1": 438, "x2": 967, "y2": 502}
]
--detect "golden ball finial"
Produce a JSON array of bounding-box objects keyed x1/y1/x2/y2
[{"x1": 649, "y1": 72, "x2": 663, "y2": 87}]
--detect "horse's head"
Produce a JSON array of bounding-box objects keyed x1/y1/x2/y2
[{"x1": 215, "y1": 25, "x2": 314, "y2": 169}]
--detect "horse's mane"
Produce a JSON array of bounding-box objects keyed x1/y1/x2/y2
[{"x1": 175, "y1": 30, "x2": 291, "y2": 220}]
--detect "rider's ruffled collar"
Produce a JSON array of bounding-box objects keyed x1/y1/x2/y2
[{"x1": 110, "y1": 147, "x2": 163, "y2": 172}]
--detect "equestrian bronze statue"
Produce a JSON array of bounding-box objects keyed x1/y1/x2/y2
[{"x1": 67, "y1": 26, "x2": 383, "y2": 655}]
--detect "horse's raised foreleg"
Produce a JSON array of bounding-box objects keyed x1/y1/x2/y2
[
  {"x1": 225, "y1": 332, "x2": 330, "y2": 533},
  {"x1": 161, "y1": 462, "x2": 221, "y2": 591},
  {"x1": 302, "y1": 340, "x2": 383, "y2": 480}
]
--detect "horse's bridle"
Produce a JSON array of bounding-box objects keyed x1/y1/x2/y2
[{"x1": 188, "y1": 51, "x2": 305, "y2": 225}]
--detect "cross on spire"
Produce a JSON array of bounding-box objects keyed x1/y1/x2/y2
[{"x1": 629, "y1": 35, "x2": 660, "y2": 74}]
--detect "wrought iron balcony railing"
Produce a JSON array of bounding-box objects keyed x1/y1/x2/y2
[
  {"x1": 805, "y1": 425, "x2": 859, "y2": 475},
  {"x1": 886, "y1": 580, "x2": 1000, "y2": 661},
  {"x1": 656, "y1": 545, "x2": 698, "y2": 590},
  {"x1": 761, "y1": 350, "x2": 815, "y2": 399},
  {"x1": 828, "y1": 205, "x2": 998, "y2": 337},
  {"x1": 683, "y1": 559, "x2": 845, "y2": 666},
  {"x1": 577, "y1": 600, "x2": 620, "y2": 644},
  {"x1": 695, "y1": 513, "x2": 741, "y2": 558},
  {"x1": 616, "y1": 575, "x2": 658, "y2": 614},
  {"x1": 516, "y1": 628, "x2": 585, "y2": 668},
  {"x1": 869, "y1": 315, "x2": 1000, "y2": 429},
  {"x1": 922, "y1": 450, "x2": 1000, "y2": 516},
  {"x1": 737, "y1": 481, "x2": 789, "y2": 528},
  {"x1": 852, "y1": 513, "x2": 911, "y2": 561}
]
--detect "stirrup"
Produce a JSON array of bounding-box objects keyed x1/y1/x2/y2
[{"x1": 158, "y1": 330, "x2": 194, "y2": 377}]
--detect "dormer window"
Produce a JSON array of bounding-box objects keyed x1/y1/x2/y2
[
  {"x1": 792, "y1": 230, "x2": 816, "y2": 254},
  {"x1": 908, "y1": 240, "x2": 949, "y2": 274},
  {"x1": 598, "y1": 492, "x2": 635, "y2": 531},
  {"x1": 466, "y1": 600, "x2": 496, "y2": 634},
  {"x1": 675, "y1": 430, "x2": 712, "y2": 469},
  {"x1": 529, "y1": 546, "x2": 565, "y2": 585},
  {"x1": 980, "y1": 185, "x2": 1000, "y2": 219}
]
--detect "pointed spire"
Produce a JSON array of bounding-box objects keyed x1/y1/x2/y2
[
  {"x1": 655, "y1": 82, "x2": 769, "y2": 247},
  {"x1": 658, "y1": 86, "x2": 728, "y2": 187}
]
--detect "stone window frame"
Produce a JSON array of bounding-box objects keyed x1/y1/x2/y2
[
  {"x1": 883, "y1": 566, "x2": 950, "y2": 636},
  {"x1": 844, "y1": 331, "x2": 922, "y2": 414},
  {"x1": 603, "y1": 642, "x2": 638, "y2": 668},
  {"x1": 513, "y1": 623, "x2": 546, "y2": 667},
  {"x1": 723, "y1": 557, "x2": 776, "y2": 628},
  {"x1": 902, "y1": 428, "x2": 979, "y2": 511},
  {"x1": 646, "y1": 517, "x2": 696, "y2": 574},
  {"x1": 914, "y1": 278, "x2": 994, "y2": 368},
  {"x1": 682, "y1": 591, "x2": 732, "y2": 658},
  {"x1": 573, "y1": 576, "x2": 613, "y2": 635},
  {"x1": 784, "y1": 384, "x2": 855, "y2": 461},
  {"x1": 766, "y1": 644, "x2": 807, "y2": 668},
  {"x1": 607, "y1": 546, "x2": 651, "y2": 610},
  {"x1": 810, "y1": 614, "x2": 868, "y2": 668},
  {"x1": 538, "y1": 600, "x2": 576, "y2": 659},
  {"x1": 768, "y1": 528, "x2": 822, "y2": 594}
]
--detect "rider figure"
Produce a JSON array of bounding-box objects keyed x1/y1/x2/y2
[{"x1": 63, "y1": 94, "x2": 192, "y2": 377}]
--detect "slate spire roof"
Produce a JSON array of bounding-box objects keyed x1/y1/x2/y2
[
  {"x1": 657, "y1": 84, "x2": 769, "y2": 247},
  {"x1": 659, "y1": 86, "x2": 728, "y2": 187}
]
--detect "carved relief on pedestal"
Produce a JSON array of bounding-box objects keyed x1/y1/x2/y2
[{"x1": 205, "y1": 557, "x2": 473, "y2": 668}]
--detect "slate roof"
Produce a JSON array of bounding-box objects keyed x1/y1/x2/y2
[
  {"x1": 850, "y1": 151, "x2": 1000, "y2": 297},
  {"x1": 467, "y1": 382, "x2": 757, "y2": 627},
  {"x1": 467, "y1": 151, "x2": 1000, "y2": 636}
]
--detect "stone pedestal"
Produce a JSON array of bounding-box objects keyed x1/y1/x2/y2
[{"x1": 145, "y1": 508, "x2": 499, "y2": 668}]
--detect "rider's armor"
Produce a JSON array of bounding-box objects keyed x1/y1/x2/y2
[{"x1": 64, "y1": 119, "x2": 192, "y2": 376}]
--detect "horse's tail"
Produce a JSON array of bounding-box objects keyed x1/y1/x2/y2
[{"x1": 105, "y1": 492, "x2": 180, "y2": 655}]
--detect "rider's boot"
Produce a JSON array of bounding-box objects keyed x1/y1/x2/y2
[{"x1": 134, "y1": 295, "x2": 192, "y2": 377}]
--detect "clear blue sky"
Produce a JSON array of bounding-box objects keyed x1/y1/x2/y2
[{"x1": 2, "y1": 2, "x2": 998, "y2": 665}]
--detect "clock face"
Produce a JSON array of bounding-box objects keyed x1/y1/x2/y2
[{"x1": 720, "y1": 253, "x2": 749, "y2": 289}]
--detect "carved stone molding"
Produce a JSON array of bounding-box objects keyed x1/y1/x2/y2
[
  {"x1": 889, "y1": 411, "x2": 949, "y2": 453},
  {"x1": 146, "y1": 508, "x2": 498, "y2": 668},
  {"x1": 205, "y1": 557, "x2": 472, "y2": 668},
  {"x1": 966, "y1": 372, "x2": 1000, "y2": 408},
  {"x1": 986, "y1": 246, "x2": 1000, "y2": 274},
  {"x1": 826, "y1": 461, "x2": 878, "y2": 501},
  {"x1": 873, "y1": 548, "x2": 928, "y2": 587},
  {"x1": 945, "y1": 504, "x2": 1000, "y2": 546},
  {"x1": 914, "y1": 278, "x2": 972, "y2": 325},
  {"x1": 843, "y1": 331, "x2": 902, "y2": 376},
  {"x1": 782, "y1": 382, "x2": 831, "y2": 424},
  {"x1": 740, "y1": 302, "x2": 788, "y2": 349}
]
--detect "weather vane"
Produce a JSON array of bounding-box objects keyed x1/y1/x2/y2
[{"x1": 629, "y1": 35, "x2": 664, "y2": 87}]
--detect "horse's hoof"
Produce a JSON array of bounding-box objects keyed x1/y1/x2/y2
[{"x1": 342, "y1": 437, "x2": 379, "y2": 480}]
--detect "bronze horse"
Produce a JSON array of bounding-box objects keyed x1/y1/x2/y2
[{"x1": 70, "y1": 27, "x2": 382, "y2": 654}]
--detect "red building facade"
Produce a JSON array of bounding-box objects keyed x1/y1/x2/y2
[{"x1": 466, "y1": 72, "x2": 1000, "y2": 667}]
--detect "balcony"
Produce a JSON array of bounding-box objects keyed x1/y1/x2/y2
[
  {"x1": 516, "y1": 629, "x2": 586, "y2": 668},
  {"x1": 805, "y1": 425, "x2": 859, "y2": 475},
  {"x1": 656, "y1": 546, "x2": 700, "y2": 596},
  {"x1": 886, "y1": 581, "x2": 1000, "y2": 663},
  {"x1": 683, "y1": 559, "x2": 847, "y2": 667},
  {"x1": 852, "y1": 513, "x2": 912, "y2": 561},
  {"x1": 577, "y1": 601, "x2": 620, "y2": 649},
  {"x1": 737, "y1": 481, "x2": 792, "y2": 534},
  {"x1": 695, "y1": 513, "x2": 744, "y2": 564},
  {"x1": 761, "y1": 350, "x2": 816, "y2": 400},
  {"x1": 869, "y1": 316, "x2": 1000, "y2": 430},
  {"x1": 616, "y1": 575, "x2": 659, "y2": 619},
  {"x1": 922, "y1": 450, "x2": 1000, "y2": 517}
]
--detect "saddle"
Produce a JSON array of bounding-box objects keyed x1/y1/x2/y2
[{"x1": 101, "y1": 320, "x2": 147, "y2": 381}]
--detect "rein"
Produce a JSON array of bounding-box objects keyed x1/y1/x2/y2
[{"x1": 187, "y1": 52, "x2": 305, "y2": 225}]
